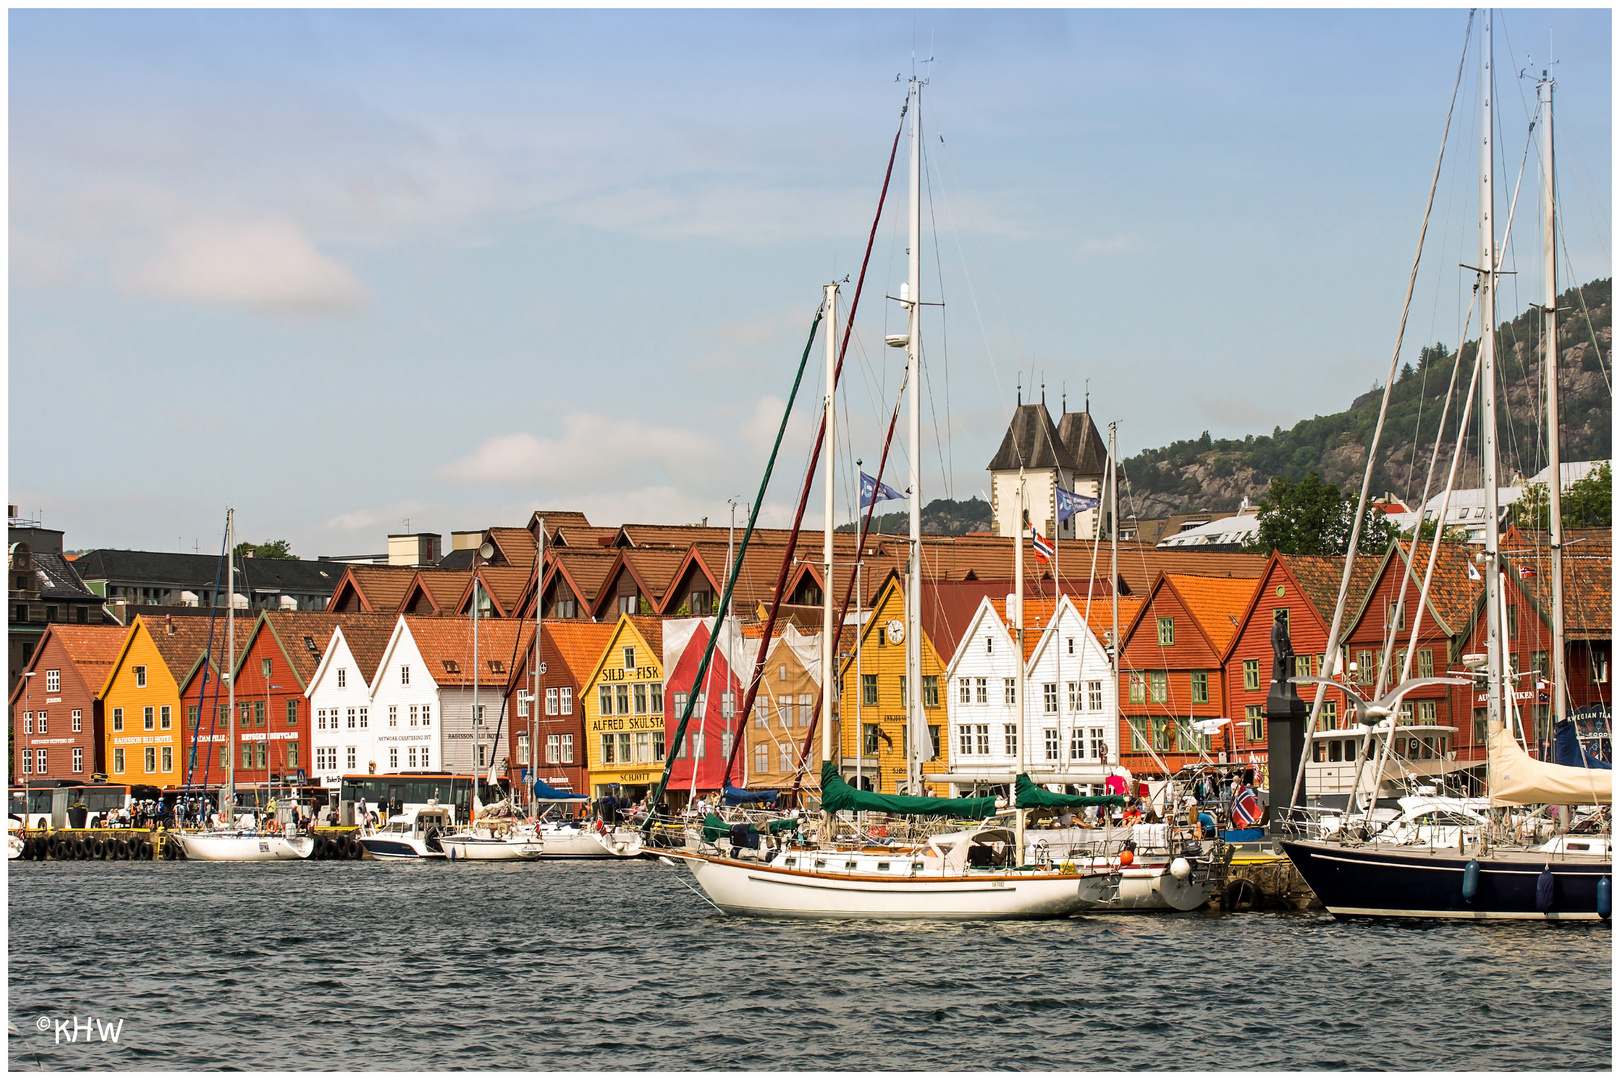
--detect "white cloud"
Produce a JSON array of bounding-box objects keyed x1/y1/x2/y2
[
  {"x1": 126, "y1": 216, "x2": 369, "y2": 317},
  {"x1": 435, "y1": 414, "x2": 728, "y2": 491}
]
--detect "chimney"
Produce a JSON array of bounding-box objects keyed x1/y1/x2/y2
[{"x1": 165, "y1": 614, "x2": 174, "y2": 636}]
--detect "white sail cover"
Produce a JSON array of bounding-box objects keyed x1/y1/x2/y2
[{"x1": 1488, "y1": 723, "x2": 1611, "y2": 807}]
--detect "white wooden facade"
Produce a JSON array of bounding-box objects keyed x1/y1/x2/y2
[
  {"x1": 368, "y1": 620, "x2": 442, "y2": 776},
  {"x1": 307, "y1": 625, "x2": 388, "y2": 785},
  {"x1": 936, "y1": 595, "x2": 1120, "y2": 793}
]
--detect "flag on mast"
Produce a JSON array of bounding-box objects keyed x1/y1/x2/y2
[
  {"x1": 860, "y1": 471, "x2": 905, "y2": 509},
  {"x1": 1032, "y1": 529, "x2": 1055, "y2": 563},
  {"x1": 1055, "y1": 487, "x2": 1099, "y2": 522}
]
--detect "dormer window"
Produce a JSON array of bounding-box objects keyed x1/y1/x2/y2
[
  {"x1": 488, "y1": 659, "x2": 504, "y2": 674},
  {"x1": 443, "y1": 660, "x2": 460, "y2": 674}
]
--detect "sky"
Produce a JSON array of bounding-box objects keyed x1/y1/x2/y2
[{"x1": 8, "y1": 8, "x2": 1612, "y2": 558}]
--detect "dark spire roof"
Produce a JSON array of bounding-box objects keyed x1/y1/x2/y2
[
  {"x1": 1057, "y1": 410, "x2": 1109, "y2": 475},
  {"x1": 986, "y1": 403, "x2": 1076, "y2": 472}
]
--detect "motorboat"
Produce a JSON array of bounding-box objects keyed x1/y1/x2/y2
[
  {"x1": 172, "y1": 827, "x2": 315, "y2": 861},
  {"x1": 7, "y1": 817, "x2": 24, "y2": 860},
  {"x1": 357, "y1": 804, "x2": 454, "y2": 860}
]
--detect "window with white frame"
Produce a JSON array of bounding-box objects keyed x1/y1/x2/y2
[
  {"x1": 1003, "y1": 679, "x2": 1016, "y2": 706},
  {"x1": 401, "y1": 665, "x2": 410, "y2": 686},
  {"x1": 975, "y1": 724, "x2": 990, "y2": 755},
  {"x1": 1070, "y1": 728, "x2": 1086, "y2": 760},
  {"x1": 1087, "y1": 681, "x2": 1104, "y2": 712},
  {"x1": 1003, "y1": 724, "x2": 1018, "y2": 756},
  {"x1": 518, "y1": 734, "x2": 530, "y2": 766},
  {"x1": 975, "y1": 677, "x2": 988, "y2": 704},
  {"x1": 754, "y1": 743, "x2": 769, "y2": 774},
  {"x1": 546, "y1": 734, "x2": 560, "y2": 764},
  {"x1": 958, "y1": 678, "x2": 971, "y2": 704},
  {"x1": 389, "y1": 748, "x2": 399, "y2": 769},
  {"x1": 1044, "y1": 728, "x2": 1059, "y2": 761},
  {"x1": 1043, "y1": 683, "x2": 1058, "y2": 713},
  {"x1": 337, "y1": 668, "x2": 347, "y2": 689},
  {"x1": 346, "y1": 746, "x2": 357, "y2": 770},
  {"x1": 1089, "y1": 727, "x2": 1107, "y2": 760},
  {"x1": 45, "y1": 669, "x2": 59, "y2": 693},
  {"x1": 389, "y1": 706, "x2": 398, "y2": 728},
  {"x1": 71, "y1": 709, "x2": 82, "y2": 732},
  {"x1": 560, "y1": 734, "x2": 573, "y2": 763},
  {"x1": 546, "y1": 688, "x2": 559, "y2": 715},
  {"x1": 73, "y1": 747, "x2": 83, "y2": 773},
  {"x1": 422, "y1": 704, "x2": 431, "y2": 726}
]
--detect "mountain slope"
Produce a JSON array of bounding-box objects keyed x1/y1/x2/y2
[{"x1": 1119, "y1": 278, "x2": 1612, "y2": 517}]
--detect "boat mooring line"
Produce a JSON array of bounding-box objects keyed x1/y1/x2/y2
[{"x1": 657, "y1": 856, "x2": 725, "y2": 914}]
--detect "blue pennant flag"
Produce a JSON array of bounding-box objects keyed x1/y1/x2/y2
[
  {"x1": 1055, "y1": 487, "x2": 1099, "y2": 522},
  {"x1": 860, "y1": 471, "x2": 906, "y2": 510}
]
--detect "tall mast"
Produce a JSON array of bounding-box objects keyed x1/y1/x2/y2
[
  {"x1": 822, "y1": 282, "x2": 839, "y2": 775},
  {"x1": 904, "y1": 75, "x2": 923, "y2": 795},
  {"x1": 224, "y1": 507, "x2": 235, "y2": 820},
  {"x1": 532, "y1": 517, "x2": 544, "y2": 817},
  {"x1": 1108, "y1": 424, "x2": 1119, "y2": 696},
  {"x1": 1479, "y1": 12, "x2": 1505, "y2": 741},
  {"x1": 1014, "y1": 471, "x2": 1025, "y2": 779},
  {"x1": 472, "y1": 542, "x2": 481, "y2": 823},
  {"x1": 1539, "y1": 69, "x2": 1568, "y2": 734}
]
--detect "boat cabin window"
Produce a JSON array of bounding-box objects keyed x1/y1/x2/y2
[
  {"x1": 814, "y1": 859, "x2": 826, "y2": 869},
  {"x1": 1328, "y1": 740, "x2": 1343, "y2": 762},
  {"x1": 877, "y1": 862, "x2": 890, "y2": 871},
  {"x1": 844, "y1": 860, "x2": 858, "y2": 870},
  {"x1": 783, "y1": 858, "x2": 796, "y2": 867}
]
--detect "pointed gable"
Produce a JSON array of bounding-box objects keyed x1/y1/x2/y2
[
  {"x1": 986, "y1": 401, "x2": 1076, "y2": 472},
  {"x1": 1057, "y1": 409, "x2": 1109, "y2": 474}
]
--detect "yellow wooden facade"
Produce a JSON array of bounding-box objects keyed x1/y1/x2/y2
[
  {"x1": 581, "y1": 615, "x2": 665, "y2": 799},
  {"x1": 99, "y1": 618, "x2": 184, "y2": 787},
  {"x1": 837, "y1": 576, "x2": 950, "y2": 794}
]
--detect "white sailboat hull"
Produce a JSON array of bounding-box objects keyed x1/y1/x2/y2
[
  {"x1": 442, "y1": 833, "x2": 544, "y2": 860},
  {"x1": 1076, "y1": 864, "x2": 1216, "y2": 912},
  {"x1": 174, "y1": 832, "x2": 315, "y2": 861},
  {"x1": 537, "y1": 824, "x2": 642, "y2": 859},
  {"x1": 672, "y1": 852, "x2": 1095, "y2": 919}
]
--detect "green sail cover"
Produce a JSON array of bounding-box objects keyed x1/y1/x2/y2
[
  {"x1": 1014, "y1": 774, "x2": 1126, "y2": 810},
  {"x1": 703, "y1": 814, "x2": 800, "y2": 842},
  {"x1": 819, "y1": 763, "x2": 997, "y2": 818}
]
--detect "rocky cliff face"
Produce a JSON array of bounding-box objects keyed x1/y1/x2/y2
[{"x1": 1120, "y1": 279, "x2": 1612, "y2": 517}]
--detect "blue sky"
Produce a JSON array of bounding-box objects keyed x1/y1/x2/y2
[{"x1": 9, "y1": 9, "x2": 1612, "y2": 557}]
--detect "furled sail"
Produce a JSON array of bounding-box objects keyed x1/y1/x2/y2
[
  {"x1": 1488, "y1": 723, "x2": 1612, "y2": 806},
  {"x1": 532, "y1": 779, "x2": 588, "y2": 802},
  {"x1": 818, "y1": 763, "x2": 997, "y2": 818},
  {"x1": 1014, "y1": 774, "x2": 1126, "y2": 810},
  {"x1": 724, "y1": 784, "x2": 779, "y2": 805}
]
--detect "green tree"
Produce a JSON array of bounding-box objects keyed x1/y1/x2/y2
[
  {"x1": 1251, "y1": 472, "x2": 1398, "y2": 556},
  {"x1": 234, "y1": 539, "x2": 296, "y2": 560},
  {"x1": 1515, "y1": 462, "x2": 1612, "y2": 529}
]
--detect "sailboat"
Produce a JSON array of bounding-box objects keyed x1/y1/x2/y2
[
  {"x1": 664, "y1": 76, "x2": 1111, "y2": 919},
  {"x1": 172, "y1": 508, "x2": 315, "y2": 862},
  {"x1": 1282, "y1": 15, "x2": 1611, "y2": 919}
]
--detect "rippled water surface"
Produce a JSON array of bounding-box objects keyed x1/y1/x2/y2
[{"x1": 8, "y1": 858, "x2": 1611, "y2": 1071}]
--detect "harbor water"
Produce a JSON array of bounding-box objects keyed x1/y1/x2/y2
[{"x1": 8, "y1": 858, "x2": 1611, "y2": 1071}]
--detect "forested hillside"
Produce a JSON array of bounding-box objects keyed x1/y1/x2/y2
[{"x1": 1119, "y1": 279, "x2": 1611, "y2": 517}]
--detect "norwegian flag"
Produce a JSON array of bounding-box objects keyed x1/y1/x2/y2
[
  {"x1": 1031, "y1": 529, "x2": 1054, "y2": 563},
  {"x1": 1519, "y1": 564, "x2": 1536, "y2": 579},
  {"x1": 1231, "y1": 784, "x2": 1264, "y2": 829}
]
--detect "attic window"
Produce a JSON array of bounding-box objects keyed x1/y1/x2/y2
[
  {"x1": 443, "y1": 660, "x2": 461, "y2": 674},
  {"x1": 488, "y1": 659, "x2": 504, "y2": 674},
  {"x1": 303, "y1": 636, "x2": 318, "y2": 653},
  {"x1": 985, "y1": 638, "x2": 993, "y2": 655}
]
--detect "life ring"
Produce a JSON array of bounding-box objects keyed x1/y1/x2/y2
[{"x1": 1224, "y1": 878, "x2": 1262, "y2": 912}]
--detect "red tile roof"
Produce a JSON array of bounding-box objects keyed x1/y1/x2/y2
[
  {"x1": 1164, "y1": 574, "x2": 1255, "y2": 654},
  {"x1": 402, "y1": 617, "x2": 535, "y2": 688}
]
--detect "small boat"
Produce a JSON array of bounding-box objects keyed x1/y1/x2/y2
[
  {"x1": 172, "y1": 828, "x2": 315, "y2": 861},
  {"x1": 357, "y1": 804, "x2": 454, "y2": 860},
  {"x1": 535, "y1": 819, "x2": 643, "y2": 858},
  {"x1": 7, "y1": 818, "x2": 24, "y2": 860},
  {"x1": 440, "y1": 821, "x2": 544, "y2": 861}
]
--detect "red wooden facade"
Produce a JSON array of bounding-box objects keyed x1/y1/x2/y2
[
  {"x1": 503, "y1": 619, "x2": 615, "y2": 795},
  {"x1": 9, "y1": 624, "x2": 127, "y2": 783}
]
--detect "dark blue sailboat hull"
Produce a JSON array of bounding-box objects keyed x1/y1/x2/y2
[{"x1": 1282, "y1": 840, "x2": 1611, "y2": 921}]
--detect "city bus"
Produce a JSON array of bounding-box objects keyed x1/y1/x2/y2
[{"x1": 334, "y1": 773, "x2": 509, "y2": 827}]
